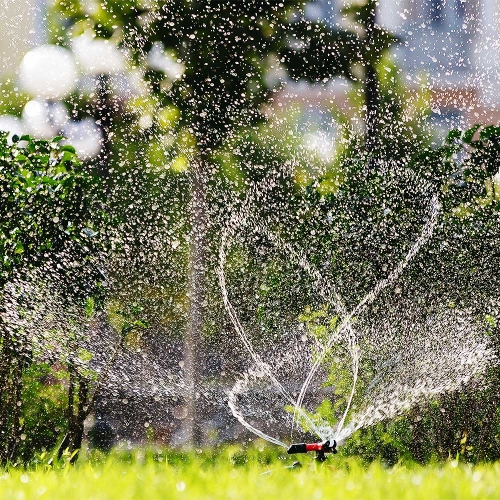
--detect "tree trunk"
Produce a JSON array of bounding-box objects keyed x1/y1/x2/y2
[
  {"x1": 66, "y1": 373, "x2": 89, "y2": 463},
  {"x1": 182, "y1": 153, "x2": 208, "y2": 447},
  {"x1": 0, "y1": 322, "x2": 13, "y2": 430},
  {"x1": 410, "y1": 405, "x2": 427, "y2": 464},
  {"x1": 0, "y1": 306, "x2": 26, "y2": 465},
  {"x1": 60, "y1": 362, "x2": 90, "y2": 463},
  {"x1": 61, "y1": 327, "x2": 122, "y2": 463},
  {"x1": 7, "y1": 362, "x2": 23, "y2": 462},
  {"x1": 364, "y1": 0, "x2": 380, "y2": 152}
]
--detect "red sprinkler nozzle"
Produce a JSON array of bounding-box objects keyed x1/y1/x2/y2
[{"x1": 287, "y1": 440, "x2": 337, "y2": 462}]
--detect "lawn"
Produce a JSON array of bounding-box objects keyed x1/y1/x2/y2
[{"x1": 1, "y1": 446, "x2": 499, "y2": 500}]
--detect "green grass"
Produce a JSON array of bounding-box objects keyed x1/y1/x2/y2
[{"x1": 1, "y1": 446, "x2": 500, "y2": 499}]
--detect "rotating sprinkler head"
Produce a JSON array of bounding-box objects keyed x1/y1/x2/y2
[{"x1": 287, "y1": 440, "x2": 337, "y2": 462}]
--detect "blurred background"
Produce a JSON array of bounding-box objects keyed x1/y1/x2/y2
[{"x1": 2, "y1": 0, "x2": 500, "y2": 144}]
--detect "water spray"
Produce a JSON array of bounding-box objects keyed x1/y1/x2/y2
[{"x1": 287, "y1": 440, "x2": 337, "y2": 462}]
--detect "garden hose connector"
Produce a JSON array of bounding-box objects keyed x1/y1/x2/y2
[{"x1": 287, "y1": 440, "x2": 337, "y2": 462}]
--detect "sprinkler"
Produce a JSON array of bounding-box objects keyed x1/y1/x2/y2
[{"x1": 287, "y1": 440, "x2": 337, "y2": 462}]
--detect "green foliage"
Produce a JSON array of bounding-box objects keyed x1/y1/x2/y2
[
  {"x1": 409, "y1": 123, "x2": 500, "y2": 212},
  {"x1": 299, "y1": 306, "x2": 368, "y2": 426},
  {"x1": 299, "y1": 124, "x2": 500, "y2": 464},
  {"x1": 115, "y1": 303, "x2": 150, "y2": 340},
  {"x1": 16, "y1": 364, "x2": 68, "y2": 464},
  {"x1": 339, "y1": 381, "x2": 500, "y2": 466},
  {"x1": 340, "y1": 418, "x2": 415, "y2": 465},
  {"x1": 0, "y1": 133, "x2": 102, "y2": 285},
  {"x1": 0, "y1": 133, "x2": 107, "y2": 465}
]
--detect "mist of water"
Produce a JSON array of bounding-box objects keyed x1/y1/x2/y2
[{"x1": 217, "y1": 165, "x2": 496, "y2": 447}]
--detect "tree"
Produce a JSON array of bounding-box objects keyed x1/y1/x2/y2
[
  {"x1": 51, "y1": 0, "x2": 397, "y2": 445},
  {"x1": 0, "y1": 133, "x2": 103, "y2": 463}
]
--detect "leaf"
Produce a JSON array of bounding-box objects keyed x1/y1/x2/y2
[
  {"x1": 479, "y1": 125, "x2": 500, "y2": 141},
  {"x1": 60, "y1": 144, "x2": 76, "y2": 154},
  {"x1": 61, "y1": 151, "x2": 75, "y2": 163},
  {"x1": 14, "y1": 241, "x2": 24, "y2": 254},
  {"x1": 134, "y1": 319, "x2": 150, "y2": 329},
  {"x1": 445, "y1": 129, "x2": 462, "y2": 144},
  {"x1": 463, "y1": 124, "x2": 481, "y2": 144}
]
